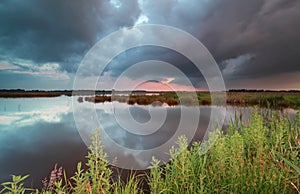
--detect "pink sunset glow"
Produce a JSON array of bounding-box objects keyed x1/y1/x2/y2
[{"x1": 134, "y1": 81, "x2": 201, "y2": 92}]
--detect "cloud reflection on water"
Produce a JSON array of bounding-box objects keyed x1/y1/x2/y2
[{"x1": 0, "y1": 96, "x2": 271, "y2": 188}]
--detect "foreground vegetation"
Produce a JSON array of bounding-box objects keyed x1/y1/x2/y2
[{"x1": 1, "y1": 110, "x2": 299, "y2": 193}]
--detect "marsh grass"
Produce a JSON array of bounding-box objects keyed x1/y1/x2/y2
[
  {"x1": 226, "y1": 92, "x2": 300, "y2": 109},
  {"x1": 149, "y1": 110, "x2": 300, "y2": 194},
  {"x1": 1, "y1": 110, "x2": 299, "y2": 193},
  {"x1": 81, "y1": 91, "x2": 300, "y2": 109}
]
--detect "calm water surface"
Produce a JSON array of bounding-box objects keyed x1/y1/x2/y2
[{"x1": 0, "y1": 97, "x2": 296, "y2": 188}]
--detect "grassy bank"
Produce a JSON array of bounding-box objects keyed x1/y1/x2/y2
[
  {"x1": 82, "y1": 91, "x2": 300, "y2": 109},
  {"x1": 226, "y1": 92, "x2": 300, "y2": 109},
  {"x1": 1, "y1": 110, "x2": 299, "y2": 193}
]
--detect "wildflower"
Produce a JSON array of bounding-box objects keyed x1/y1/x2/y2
[
  {"x1": 47, "y1": 163, "x2": 63, "y2": 190},
  {"x1": 259, "y1": 156, "x2": 265, "y2": 165},
  {"x1": 85, "y1": 181, "x2": 92, "y2": 194},
  {"x1": 42, "y1": 177, "x2": 48, "y2": 189}
]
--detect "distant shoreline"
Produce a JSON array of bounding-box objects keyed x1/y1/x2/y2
[
  {"x1": 1, "y1": 90, "x2": 300, "y2": 109},
  {"x1": 0, "y1": 89, "x2": 299, "y2": 98}
]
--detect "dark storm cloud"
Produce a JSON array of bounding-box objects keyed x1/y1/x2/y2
[
  {"x1": 101, "y1": 45, "x2": 205, "y2": 88},
  {"x1": 0, "y1": 0, "x2": 141, "y2": 72},
  {"x1": 0, "y1": 0, "x2": 299, "y2": 89},
  {"x1": 105, "y1": 46, "x2": 198, "y2": 77},
  {"x1": 139, "y1": 0, "x2": 300, "y2": 80},
  {"x1": 199, "y1": 0, "x2": 300, "y2": 79},
  {"x1": 98, "y1": 0, "x2": 300, "y2": 88}
]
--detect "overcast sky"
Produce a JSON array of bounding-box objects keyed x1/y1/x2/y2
[{"x1": 0, "y1": 0, "x2": 299, "y2": 90}]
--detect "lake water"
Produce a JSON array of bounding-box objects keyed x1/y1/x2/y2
[{"x1": 0, "y1": 96, "x2": 296, "y2": 188}]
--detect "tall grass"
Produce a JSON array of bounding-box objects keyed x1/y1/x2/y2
[
  {"x1": 1, "y1": 110, "x2": 299, "y2": 193},
  {"x1": 149, "y1": 110, "x2": 300, "y2": 193}
]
